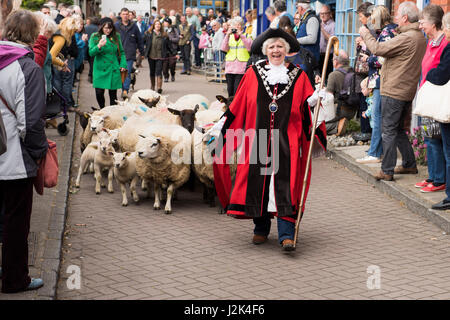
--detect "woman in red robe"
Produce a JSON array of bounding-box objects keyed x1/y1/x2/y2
[{"x1": 209, "y1": 28, "x2": 327, "y2": 251}]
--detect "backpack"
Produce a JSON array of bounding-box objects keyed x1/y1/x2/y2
[{"x1": 336, "y1": 67, "x2": 360, "y2": 110}]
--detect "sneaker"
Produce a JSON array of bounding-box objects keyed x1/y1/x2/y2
[
  {"x1": 421, "y1": 184, "x2": 446, "y2": 193},
  {"x1": 431, "y1": 200, "x2": 450, "y2": 210},
  {"x1": 26, "y1": 278, "x2": 44, "y2": 291},
  {"x1": 180, "y1": 71, "x2": 187, "y2": 75},
  {"x1": 415, "y1": 180, "x2": 432, "y2": 188},
  {"x1": 356, "y1": 155, "x2": 381, "y2": 164}
]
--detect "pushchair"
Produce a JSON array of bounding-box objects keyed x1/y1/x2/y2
[{"x1": 45, "y1": 86, "x2": 69, "y2": 136}]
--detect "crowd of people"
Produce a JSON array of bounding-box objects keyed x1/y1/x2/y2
[{"x1": 0, "y1": 0, "x2": 450, "y2": 292}]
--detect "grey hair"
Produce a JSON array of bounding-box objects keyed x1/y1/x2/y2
[
  {"x1": 444, "y1": 12, "x2": 450, "y2": 30},
  {"x1": 274, "y1": 0, "x2": 287, "y2": 13},
  {"x1": 34, "y1": 11, "x2": 59, "y2": 34},
  {"x1": 230, "y1": 16, "x2": 245, "y2": 28},
  {"x1": 335, "y1": 50, "x2": 349, "y2": 66},
  {"x1": 265, "y1": 6, "x2": 275, "y2": 17},
  {"x1": 262, "y1": 37, "x2": 290, "y2": 55},
  {"x1": 297, "y1": 2, "x2": 311, "y2": 10},
  {"x1": 398, "y1": 1, "x2": 420, "y2": 23}
]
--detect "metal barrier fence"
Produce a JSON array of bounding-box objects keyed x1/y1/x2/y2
[{"x1": 202, "y1": 48, "x2": 226, "y2": 83}]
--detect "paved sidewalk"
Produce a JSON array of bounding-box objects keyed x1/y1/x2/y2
[
  {"x1": 55, "y1": 62, "x2": 450, "y2": 300},
  {"x1": 328, "y1": 146, "x2": 450, "y2": 234},
  {"x1": 0, "y1": 83, "x2": 77, "y2": 299}
]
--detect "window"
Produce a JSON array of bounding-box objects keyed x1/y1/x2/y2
[{"x1": 335, "y1": 0, "x2": 364, "y2": 65}]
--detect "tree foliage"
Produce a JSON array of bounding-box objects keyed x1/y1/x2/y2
[{"x1": 21, "y1": 0, "x2": 73, "y2": 11}]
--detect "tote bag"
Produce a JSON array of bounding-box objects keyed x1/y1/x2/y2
[{"x1": 413, "y1": 80, "x2": 450, "y2": 123}]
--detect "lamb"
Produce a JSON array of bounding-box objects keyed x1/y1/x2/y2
[
  {"x1": 75, "y1": 134, "x2": 115, "y2": 194},
  {"x1": 134, "y1": 124, "x2": 191, "y2": 214},
  {"x1": 111, "y1": 151, "x2": 140, "y2": 206}
]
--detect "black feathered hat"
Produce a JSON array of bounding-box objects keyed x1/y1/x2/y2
[{"x1": 250, "y1": 27, "x2": 300, "y2": 55}]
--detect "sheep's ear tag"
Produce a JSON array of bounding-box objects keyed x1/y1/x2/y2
[
  {"x1": 206, "y1": 137, "x2": 215, "y2": 146},
  {"x1": 201, "y1": 102, "x2": 208, "y2": 110},
  {"x1": 123, "y1": 116, "x2": 128, "y2": 121},
  {"x1": 84, "y1": 113, "x2": 90, "y2": 119},
  {"x1": 139, "y1": 106, "x2": 147, "y2": 112}
]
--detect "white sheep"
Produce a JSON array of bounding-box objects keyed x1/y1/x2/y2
[
  {"x1": 129, "y1": 89, "x2": 167, "y2": 108},
  {"x1": 75, "y1": 134, "x2": 115, "y2": 194},
  {"x1": 173, "y1": 94, "x2": 210, "y2": 111},
  {"x1": 135, "y1": 124, "x2": 191, "y2": 214},
  {"x1": 118, "y1": 104, "x2": 202, "y2": 152},
  {"x1": 192, "y1": 109, "x2": 224, "y2": 207},
  {"x1": 111, "y1": 151, "x2": 140, "y2": 206}
]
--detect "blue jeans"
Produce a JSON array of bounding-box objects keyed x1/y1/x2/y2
[
  {"x1": 253, "y1": 215, "x2": 295, "y2": 243},
  {"x1": 368, "y1": 89, "x2": 383, "y2": 158},
  {"x1": 122, "y1": 60, "x2": 134, "y2": 91},
  {"x1": 440, "y1": 123, "x2": 450, "y2": 201},
  {"x1": 425, "y1": 137, "x2": 445, "y2": 184},
  {"x1": 52, "y1": 59, "x2": 75, "y2": 107}
]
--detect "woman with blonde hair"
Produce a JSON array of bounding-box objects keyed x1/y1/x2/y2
[
  {"x1": 356, "y1": 5, "x2": 397, "y2": 164},
  {"x1": 48, "y1": 16, "x2": 79, "y2": 111}
]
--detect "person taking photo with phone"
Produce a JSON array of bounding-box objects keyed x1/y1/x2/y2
[{"x1": 89, "y1": 18, "x2": 127, "y2": 109}]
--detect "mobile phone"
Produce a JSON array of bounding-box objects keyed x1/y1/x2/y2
[{"x1": 102, "y1": 35, "x2": 107, "y2": 41}]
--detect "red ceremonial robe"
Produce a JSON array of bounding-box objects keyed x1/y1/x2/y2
[{"x1": 213, "y1": 61, "x2": 327, "y2": 223}]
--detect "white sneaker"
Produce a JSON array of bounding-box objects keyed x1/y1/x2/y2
[{"x1": 356, "y1": 155, "x2": 381, "y2": 164}]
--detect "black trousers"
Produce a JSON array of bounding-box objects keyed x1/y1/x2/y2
[
  {"x1": 180, "y1": 44, "x2": 191, "y2": 72},
  {"x1": 0, "y1": 178, "x2": 34, "y2": 293},
  {"x1": 148, "y1": 58, "x2": 163, "y2": 77},
  {"x1": 380, "y1": 95, "x2": 416, "y2": 175},
  {"x1": 95, "y1": 88, "x2": 117, "y2": 109},
  {"x1": 225, "y1": 73, "x2": 244, "y2": 98},
  {"x1": 163, "y1": 56, "x2": 177, "y2": 79}
]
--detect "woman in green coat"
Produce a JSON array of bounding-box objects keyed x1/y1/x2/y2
[{"x1": 89, "y1": 18, "x2": 127, "y2": 108}]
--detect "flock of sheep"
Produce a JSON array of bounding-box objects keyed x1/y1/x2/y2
[{"x1": 74, "y1": 90, "x2": 232, "y2": 214}]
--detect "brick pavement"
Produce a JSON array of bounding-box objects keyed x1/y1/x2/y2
[{"x1": 55, "y1": 62, "x2": 450, "y2": 300}]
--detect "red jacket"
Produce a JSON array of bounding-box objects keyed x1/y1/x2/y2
[
  {"x1": 33, "y1": 35, "x2": 48, "y2": 68},
  {"x1": 213, "y1": 61, "x2": 326, "y2": 223},
  {"x1": 420, "y1": 34, "x2": 448, "y2": 87}
]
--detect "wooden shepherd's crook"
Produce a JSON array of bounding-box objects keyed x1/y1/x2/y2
[{"x1": 293, "y1": 36, "x2": 339, "y2": 249}]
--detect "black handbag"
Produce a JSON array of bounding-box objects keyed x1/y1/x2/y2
[{"x1": 45, "y1": 89, "x2": 62, "y2": 118}]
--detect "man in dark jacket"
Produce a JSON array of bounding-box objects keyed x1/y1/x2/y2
[
  {"x1": 114, "y1": 7, "x2": 145, "y2": 99},
  {"x1": 163, "y1": 18, "x2": 180, "y2": 82},
  {"x1": 84, "y1": 16, "x2": 100, "y2": 83}
]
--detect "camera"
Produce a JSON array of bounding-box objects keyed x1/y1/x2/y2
[{"x1": 231, "y1": 28, "x2": 237, "y2": 33}]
